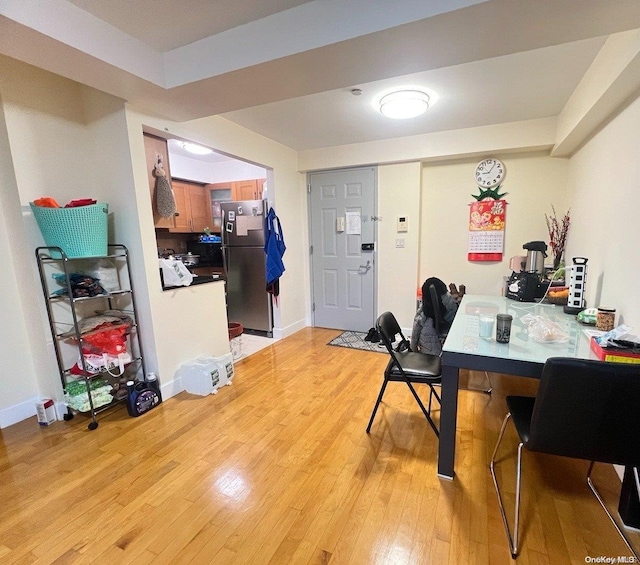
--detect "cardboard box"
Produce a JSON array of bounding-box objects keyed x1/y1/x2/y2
[
  {"x1": 590, "y1": 337, "x2": 640, "y2": 364},
  {"x1": 36, "y1": 399, "x2": 56, "y2": 426}
]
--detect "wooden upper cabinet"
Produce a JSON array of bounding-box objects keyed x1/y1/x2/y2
[
  {"x1": 144, "y1": 133, "x2": 175, "y2": 229},
  {"x1": 189, "y1": 186, "x2": 209, "y2": 232},
  {"x1": 233, "y1": 180, "x2": 258, "y2": 201},
  {"x1": 169, "y1": 180, "x2": 211, "y2": 233}
]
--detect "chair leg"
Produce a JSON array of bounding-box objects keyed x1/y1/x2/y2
[
  {"x1": 586, "y1": 462, "x2": 639, "y2": 561},
  {"x1": 490, "y1": 412, "x2": 523, "y2": 558},
  {"x1": 405, "y1": 381, "x2": 439, "y2": 437},
  {"x1": 366, "y1": 379, "x2": 389, "y2": 433},
  {"x1": 460, "y1": 371, "x2": 492, "y2": 394}
]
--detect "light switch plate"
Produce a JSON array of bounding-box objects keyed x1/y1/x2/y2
[{"x1": 395, "y1": 238, "x2": 405, "y2": 248}]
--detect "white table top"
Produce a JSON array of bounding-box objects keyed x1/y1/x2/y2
[{"x1": 443, "y1": 294, "x2": 599, "y2": 366}]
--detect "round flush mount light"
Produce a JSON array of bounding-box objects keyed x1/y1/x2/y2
[
  {"x1": 379, "y1": 89, "x2": 430, "y2": 119},
  {"x1": 181, "y1": 141, "x2": 213, "y2": 155}
]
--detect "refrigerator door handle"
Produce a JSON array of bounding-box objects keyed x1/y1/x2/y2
[{"x1": 221, "y1": 209, "x2": 226, "y2": 247}]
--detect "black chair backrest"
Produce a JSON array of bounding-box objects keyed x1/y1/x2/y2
[
  {"x1": 376, "y1": 311, "x2": 401, "y2": 352},
  {"x1": 376, "y1": 311, "x2": 409, "y2": 366},
  {"x1": 428, "y1": 284, "x2": 445, "y2": 336},
  {"x1": 528, "y1": 357, "x2": 640, "y2": 466}
]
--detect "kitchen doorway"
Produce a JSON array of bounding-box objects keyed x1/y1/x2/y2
[{"x1": 144, "y1": 128, "x2": 278, "y2": 337}]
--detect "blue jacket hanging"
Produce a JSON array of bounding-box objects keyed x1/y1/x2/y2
[{"x1": 264, "y1": 206, "x2": 286, "y2": 297}]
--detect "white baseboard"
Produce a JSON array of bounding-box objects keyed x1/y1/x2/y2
[
  {"x1": 0, "y1": 376, "x2": 184, "y2": 429},
  {"x1": 275, "y1": 318, "x2": 307, "y2": 339},
  {"x1": 0, "y1": 397, "x2": 38, "y2": 429}
]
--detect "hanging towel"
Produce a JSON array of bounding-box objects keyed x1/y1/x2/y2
[
  {"x1": 154, "y1": 160, "x2": 176, "y2": 218},
  {"x1": 264, "y1": 206, "x2": 286, "y2": 299}
]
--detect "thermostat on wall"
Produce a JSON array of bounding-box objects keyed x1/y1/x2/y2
[{"x1": 397, "y1": 216, "x2": 408, "y2": 233}]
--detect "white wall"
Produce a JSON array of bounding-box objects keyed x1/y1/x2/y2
[
  {"x1": 168, "y1": 152, "x2": 267, "y2": 184},
  {"x1": 0, "y1": 57, "x2": 109, "y2": 425},
  {"x1": 377, "y1": 162, "x2": 422, "y2": 328},
  {"x1": 564, "y1": 95, "x2": 640, "y2": 326},
  {"x1": 0, "y1": 90, "x2": 40, "y2": 426},
  {"x1": 421, "y1": 153, "x2": 570, "y2": 296}
]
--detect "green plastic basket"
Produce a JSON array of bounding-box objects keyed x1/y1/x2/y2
[{"x1": 30, "y1": 202, "x2": 109, "y2": 258}]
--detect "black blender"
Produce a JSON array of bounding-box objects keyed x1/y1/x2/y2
[{"x1": 505, "y1": 241, "x2": 548, "y2": 302}]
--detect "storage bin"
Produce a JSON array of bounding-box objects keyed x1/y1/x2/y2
[
  {"x1": 215, "y1": 352, "x2": 235, "y2": 386},
  {"x1": 176, "y1": 357, "x2": 222, "y2": 396},
  {"x1": 30, "y1": 202, "x2": 109, "y2": 258}
]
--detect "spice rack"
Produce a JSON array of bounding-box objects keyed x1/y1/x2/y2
[{"x1": 35, "y1": 244, "x2": 146, "y2": 430}]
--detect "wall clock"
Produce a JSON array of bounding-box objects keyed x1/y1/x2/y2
[{"x1": 475, "y1": 158, "x2": 505, "y2": 189}]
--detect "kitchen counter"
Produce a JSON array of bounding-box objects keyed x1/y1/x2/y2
[{"x1": 160, "y1": 271, "x2": 225, "y2": 291}]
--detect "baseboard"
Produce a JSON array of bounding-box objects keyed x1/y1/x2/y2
[
  {"x1": 0, "y1": 376, "x2": 183, "y2": 430},
  {"x1": 274, "y1": 318, "x2": 307, "y2": 339},
  {"x1": 0, "y1": 397, "x2": 38, "y2": 429}
]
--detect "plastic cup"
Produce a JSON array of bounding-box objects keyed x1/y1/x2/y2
[{"x1": 478, "y1": 316, "x2": 495, "y2": 339}]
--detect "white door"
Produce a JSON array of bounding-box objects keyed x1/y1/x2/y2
[{"x1": 309, "y1": 167, "x2": 377, "y2": 332}]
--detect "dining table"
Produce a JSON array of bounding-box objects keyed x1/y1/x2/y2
[{"x1": 438, "y1": 293, "x2": 640, "y2": 528}]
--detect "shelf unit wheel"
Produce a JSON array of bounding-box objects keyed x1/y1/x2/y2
[
  {"x1": 88, "y1": 421, "x2": 99, "y2": 430},
  {"x1": 63, "y1": 412, "x2": 74, "y2": 421}
]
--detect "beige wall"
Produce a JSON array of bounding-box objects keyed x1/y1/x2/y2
[
  {"x1": 420, "y1": 153, "x2": 570, "y2": 297},
  {"x1": 376, "y1": 162, "x2": 422, "y2": 327},
  {"x1": 564, "y1": 95, "x2": 640, "y2": 325}
]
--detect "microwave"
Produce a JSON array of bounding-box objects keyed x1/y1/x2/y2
[{"x1": 187, "y1": 241, "x2": 223, "y2": 268}]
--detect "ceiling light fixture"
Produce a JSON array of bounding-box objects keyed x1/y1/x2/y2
[
  {"x1": 181, "y1": 141, "x2": 213, "y2": 155},
  {"x1": 379, "y1": 89, "x2": 430, "y2": 119}
]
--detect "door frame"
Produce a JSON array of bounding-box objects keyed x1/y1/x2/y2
[{"x1": 306, "y1": 166, "x2": 378, "y2": 331}]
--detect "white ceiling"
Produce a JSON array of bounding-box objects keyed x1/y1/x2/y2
[{"x1": 2, "y1": 0, "x2": 640, "y2": 152}]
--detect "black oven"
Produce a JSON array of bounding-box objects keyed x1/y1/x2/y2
[{"x1": 187, "y1": 241, "x2": 223, "y2": 268}]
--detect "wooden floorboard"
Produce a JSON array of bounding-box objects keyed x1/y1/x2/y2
[{"x1": 0, "y1": 327, "x2": 636, "y2": 564}]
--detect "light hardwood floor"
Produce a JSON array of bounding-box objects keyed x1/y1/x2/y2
[{"x1": 1, "y1": 328, "x2": 637, "y2": 564}]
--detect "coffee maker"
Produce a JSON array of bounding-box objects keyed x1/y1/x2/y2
[{"x1": 506, "y1": 241, "x2": 548, "y2": 302}]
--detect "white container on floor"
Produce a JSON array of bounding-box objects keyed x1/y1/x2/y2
[
  {"x1": 177, "y1": 358, "x2": 222, "y2": 396},
  {"x1": 214, "y1": 353, "x2": 234, "y2": 386}
]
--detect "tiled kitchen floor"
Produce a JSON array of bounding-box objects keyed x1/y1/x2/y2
[{"x1": 231, "y1": 333, "x2": 279, "y2": 361}]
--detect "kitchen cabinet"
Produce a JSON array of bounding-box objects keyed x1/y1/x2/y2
[
  {"x1": 35, "y1": 245, "x2": 148, "y2": 430},
  {"x1": 207, "y1": 178, "x2": 266, "y2": 204},
  {"x1": 144, "y1": 133, "x2": 175, "y2": 229},
  {"x1": 170, "y1": 180, "x2": 211, "y2": 233},
  {"x1": 207, "y1": 184, "x2": 233, "y2": 232},
  {"x1": 234, "y1": 179, "x2": 260, "y2": 201}
]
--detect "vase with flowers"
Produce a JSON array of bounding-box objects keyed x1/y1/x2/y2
[{"x1": 545, "y1": 205, "x2": 570, "y2": 273}]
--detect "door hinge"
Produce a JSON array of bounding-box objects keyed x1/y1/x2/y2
[
  {"x1": 312, "y1": 303, "x2": 315, "y2": 312},
  {"x1": 310, "y1": 245, "x2": 313, "y2": 255},
  {"x1": 307, "y1": 184, "x2": 311, "y2": 194}
]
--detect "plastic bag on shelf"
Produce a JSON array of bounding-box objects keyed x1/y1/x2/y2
[
  {"x1": 52, "y1": 272, "x2": 107, "y2": 298},
  {"x1": 64, "y1": 378, "x2": 113, "y2": 412}
]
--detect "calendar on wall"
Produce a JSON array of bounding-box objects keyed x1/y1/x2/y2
[{"x1": 468, "y1": 199, "x2": 506, "y2": 261}]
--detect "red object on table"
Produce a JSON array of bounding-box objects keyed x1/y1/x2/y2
[{"x1": 590, "y1": 337, "x2": 640, "y2": 364}]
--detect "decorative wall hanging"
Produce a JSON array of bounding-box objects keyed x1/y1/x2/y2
[{"x1": 468, "y1": 199, "x2": 506, "y2": 261}]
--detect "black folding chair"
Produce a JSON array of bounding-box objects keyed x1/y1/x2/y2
[
  {"x1": 490, "y1": 357, "x2": 640, "y2": 559},
  {"x1": 366, "y1": 311, "x2": 442, "y2": 437}
]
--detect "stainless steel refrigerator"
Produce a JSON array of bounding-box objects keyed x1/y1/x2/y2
[{"x1": 221, "y1": 200, "x2": 273, "y2": 336}]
